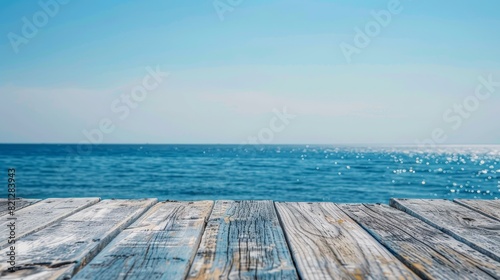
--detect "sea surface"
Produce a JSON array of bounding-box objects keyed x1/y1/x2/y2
[{"x1": 1, "y1": 144, "x2": 499, "y2": 203}]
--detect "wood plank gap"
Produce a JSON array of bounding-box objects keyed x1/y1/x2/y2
[
  {"x1": 390, "y1": 199, "x2": 500, "y2": 262},
  {"x1": 0, "y1": 198, "x2": 157, "y2": 279},
  {"x1": 187, "y1": 200, "x2": 299, "y2": 280},
  {"x1": 73, "y1": 200, "x2": 214, "y2": 280},
  {"x1": 453, "y1": 199, "x2": 500, "y2": 222},
  {"x1": 340, "y1": 203, "x2": 500, "y2": 280},
  {"x1": 272, "y1": 201, "x2": 304, "y2": 280},
  {"x1": 0, "y1": 199, "x2": 41, "y2": 217},
  {"x1": 275, "y1": 202, "x2": 418, "y2": 280},
  {"x1": 0, "y1": 198, "x2": 100, "y2": 250}
]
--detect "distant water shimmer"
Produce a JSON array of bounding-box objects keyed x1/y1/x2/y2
[{"x1": 1, "y1": 144, "x2": 499, "y2": 203}]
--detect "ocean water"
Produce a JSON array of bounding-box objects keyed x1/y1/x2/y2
[{"x1": 1, "y1": 144, "x2": 499, "y2": 203}]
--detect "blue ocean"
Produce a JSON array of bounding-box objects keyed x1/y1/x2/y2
[{"x1": 1, "y1": 144, "x2": 499, "y2": 203}]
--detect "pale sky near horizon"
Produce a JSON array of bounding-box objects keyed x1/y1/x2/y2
[{"x1": 1, "y1": 0, "x2": 500, "y2": 144}]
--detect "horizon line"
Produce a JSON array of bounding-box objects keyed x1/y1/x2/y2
[{"x1": 1, "y1": 143, "x2": 500, "y2": 146}]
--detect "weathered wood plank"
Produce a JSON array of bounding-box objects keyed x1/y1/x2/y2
[
  {"x1": 0, "y1": 198, "x2": 99, "y2": 249},
  {"x1": 340, "y1": 203, "x2": 500, "y2": 279},
  {"x1": 276, "y1": 202, "x2": 418, "y2": 280},
  {"x1": 0, "y1": 199, "x2": 157, "y2": 280},
  {"x1": 391, "y1": 199, "x2": 500, "y2": 262},
  {"x1": 187, "y1": 200, "x2": 298, "y2": 280},
  {"x1": 0, "y1": 198, "x2": 40, "y2": 217},
  {"x1": 454, "y1": 199, "x2": 500, "y2": 222},
  {"x1": 73, "y1": 200, "x2": 214, "y2": 280}
]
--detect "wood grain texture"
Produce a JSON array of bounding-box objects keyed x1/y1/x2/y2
[
  {"x1": 0, "y1": 198, "x2": 99, "y2": 249},
  {"x1": 0, "y1": 199, "x2": 157, "y2": 280},
  {"x1": 0, "y1": 198, "x2": 40, "y2": 217},
  {"x1": 454, "y1": 199, "x2": 500, "y2": 222},
  {"x1": 391, "y1": 199, "x2": 500, "y2": 262},
  {"x1": 340, "y1": 203, "x2": 500, "y2": 280},
  {"x1": 73, "y1": 200, "x2": 214, "y2": 280},
  {"x1": 187, "y1": 200, "x2": 298, "y2": 280},
  {"x1": 275, "y1": 202, "x2": 418, "y2": 280}
]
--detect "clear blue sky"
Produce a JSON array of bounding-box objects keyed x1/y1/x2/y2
[{"x1": 1, "y1": 0, "x2": 499, "y2": 144}]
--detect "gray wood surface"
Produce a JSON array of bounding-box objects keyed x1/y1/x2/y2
[
  {"x1": 0, "y1": 199, "x2": 157, "y2": 280},
  {"x1": 1, "y1": 198, "x2": 498, "y2": 279},
  {"x1": 276, "y1": 202, "x2": 418, "y2": 280},
  {"x1": 340, "y1": 203, "x2": 500, "y2": 280},
  {"x1": 0, "y1": 198, "x2": 99, "y2": 249},
  {"x1": 187, "y1": 200, "x2": 298, "y2": 280},
  {"x1": 454, "y1": 199, "x2": 500, "y2": 222},
  {"x1": 0, "y1": 199, "x2": 40, "y2": 217},
  {"x1": 73, "y1": 201, "x2": 214, "y2": 280},
  {"x1": 391, "y1": 198, "x2": 500, "y2": 262}
]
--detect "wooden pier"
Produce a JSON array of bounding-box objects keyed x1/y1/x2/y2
[{"x1": 1, "y1": 198, "x2": 499, "y2": 279}]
